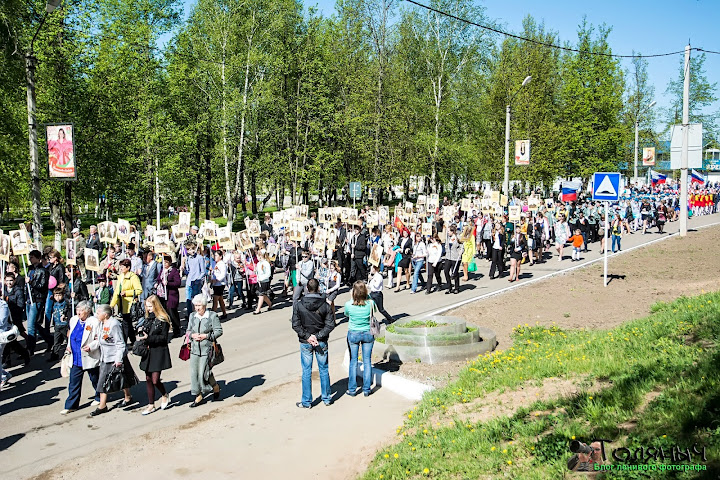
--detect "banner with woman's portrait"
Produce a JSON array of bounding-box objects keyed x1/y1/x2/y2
[{"x1": 46, "y1": 124, "x2": 76, "y2": 180}]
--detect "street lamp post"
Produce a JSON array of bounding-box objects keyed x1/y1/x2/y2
[
  {"x1": 25, "y1": 0, "x2": 62, "y2": 250},
  {"x1": 503, "y1": 75, "x2": 531, "y2": 198},
  {"x1": 633, "y1": 100, "x2": 656, "y2": 184}
]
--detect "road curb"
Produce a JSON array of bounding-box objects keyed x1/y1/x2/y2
[{"x1": 342, "y1": 349, "x2": 435, "y2": 401}]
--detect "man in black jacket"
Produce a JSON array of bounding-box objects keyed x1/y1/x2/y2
[
  {"x1": 350, "y1": 224, "x2": 368, "y2": 283},
  {"x1": 291, "y1": 279, "x2": 334, "y2": 408},
  {"x1": 335, "y1": 221, "x2": 348, "y2": 285},
  {"x1": 26, "y1": 250, "x2": 54, "y2": 355}
]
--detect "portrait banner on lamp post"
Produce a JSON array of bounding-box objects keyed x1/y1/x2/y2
[{"x1": 46, "y1": 123, "x2": 76, "y2": 180}]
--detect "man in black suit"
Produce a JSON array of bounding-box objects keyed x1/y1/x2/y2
[
  {"x1": 350, "y1": 224, "x2": 368, "y2": 283},
  {"x1": 335, "y1": 221, "x2": 348, "y2": 285}
]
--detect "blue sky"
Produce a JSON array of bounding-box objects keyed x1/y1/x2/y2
[{"x1": 178, "y1": 0, "x2": 719, "y2": 126}]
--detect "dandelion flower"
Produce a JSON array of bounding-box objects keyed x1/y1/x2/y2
[
  {"x1": 423, "y1": 468, "x2": 430, "y2": 474},
  {"x1": 394, "y1": 453, "x2": 399, "y2": 459},
  {"x1": 384, "y1": 454, "x2": 389, "y2": 459}
]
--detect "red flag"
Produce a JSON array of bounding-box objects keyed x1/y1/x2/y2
[{"x1": 393, "y1": 216, "x2": 410, "y2": 236}]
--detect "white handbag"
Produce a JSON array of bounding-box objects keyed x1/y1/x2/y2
[{"x1": 60, "y1": 352, "x2": 73, "y2": 378}]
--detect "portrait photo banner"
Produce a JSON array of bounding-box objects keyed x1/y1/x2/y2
[{"x1": 46, "y1": 123, "x2": 76, "y2": 180}]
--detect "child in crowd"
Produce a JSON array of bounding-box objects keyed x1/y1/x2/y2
[
  {"x1": 95, "y1": 274, "x2": 111, "y2": 305},
  {"x1": 567, "y1": 229, "x2": 584, "y2": 262},
  {"x1": 48, "y1": 285, "x2": 72, "y2": 360}
]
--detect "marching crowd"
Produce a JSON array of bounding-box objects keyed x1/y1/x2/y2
[{"x1": 0, "y1": 181, "x2": 717, "y2": 413}]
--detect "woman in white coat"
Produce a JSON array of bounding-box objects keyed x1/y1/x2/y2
[{"x1": 61, "y1": 301, "x2": 101, "y2": 414}]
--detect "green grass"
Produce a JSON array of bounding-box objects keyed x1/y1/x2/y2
[
  {"x1": 361, "y1": 291, "x2": 720, "y2": 479},
  {"x1": 398, "y1": 320, "x2": 450, "y2": 328}
]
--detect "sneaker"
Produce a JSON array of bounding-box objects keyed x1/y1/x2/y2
[
  {"x1": 161, "y1": 393, "x2": 171, "y2": 410},
  {"x1": 60, "y1": 409, "x2": 77, "y2": 415},
  {"x1": 0, "y1": 372, "x2": 12, "y2": 389},
  {"x1": 91, "y1": 400, "x2": 100, "y2": 407},
  {"x1": 295, "y1": 402, "x2": 311, "y2": 409}
]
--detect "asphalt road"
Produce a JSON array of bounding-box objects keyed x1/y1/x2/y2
[{"x1": 1, "y1": 214, "x2": 718, "y2": 479}]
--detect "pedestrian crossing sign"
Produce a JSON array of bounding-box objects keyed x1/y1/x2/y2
[{"x1": 592, "y1": 172, "x2": 620, "y2": 202}]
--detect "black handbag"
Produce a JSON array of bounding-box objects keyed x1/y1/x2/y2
[
  {"x1": 208, "y1": 341, "x2": 224, "y2": 368},
  {"x1": 131, "y1": 338, "x2": 147, "y2": 356},
  {"x1": 102, "y1": 365, "x2": 126, "y2": 393},
  {"x1": 103, "y1": 361, "x2": 139, "y2": 393},
  {"x1": 130, "y1": 293, "x2": 144, "y2": 325}
]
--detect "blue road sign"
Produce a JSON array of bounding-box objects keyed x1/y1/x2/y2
[
  {"x1": 349, "y1": 182, "x2": 362, "y2": 200},
  {"x1": 592, "y1": 172, "x2": 621, "y2": 202}
]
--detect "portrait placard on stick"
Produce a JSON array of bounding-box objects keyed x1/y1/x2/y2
[
  {"x1": 178, "y1": 212, "x2": 191, "y2": 233},
  {"x1": 9, "y1": 229, "x2": 29, "y2": 256},
  {"x1": 154, "y1": 230, "x2": 171, "y2": 253},
  {"x1": 47, "y1": 123, "x2": 76, "y2": 180},
  {"x1": 509, "y1": 206, "x2": 521, "y2": 221},
  {"x1": 0, "y1": 234, "x2": 10, "y2": 262},
  {"x1": 117, "y1": 219, "x2": 131, "y2": 243},
  {"x1": 217, "y1": 226, "x2": 233, "y2": 250},
  {"x1": 327, "y1": 229, "x2": 337, "y2": 252},
  {"x1": 421, "y1": 223, "x2": 433, "y2": 237},
  {"x1": 65, "y1": 238, "x2": 77, "y2": 265},
  {"x1": 416, "y1": 194, "x2": 427, "y2": 206},
  {"x1": 378, "y1": 206, "x2": 389, "y2": 225},
  {"x1": 368, "y1": 244, "x2": 383, "y2": 267},
  {"x1": 85, "y1": 248, "x2": 100, "y2": 272}
]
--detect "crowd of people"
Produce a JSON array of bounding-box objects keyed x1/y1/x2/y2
[{"x1": 0, "y1": 180, "x2": 717, "y2": 412}]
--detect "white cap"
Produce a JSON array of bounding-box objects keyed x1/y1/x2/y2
[{"x1": 71, "y1": 228, "x2": 79, "y2": 234}]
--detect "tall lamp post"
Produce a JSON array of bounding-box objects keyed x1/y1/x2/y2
[
  {"x1": 26, "y1": 0, "x2": 62, "y2": 250},
  {"x1": 633, "y1": 100, "x2": 656, "y2": 183},
  {"x1": 503, "y1": 75, "x2": 531, "y2": 197}
]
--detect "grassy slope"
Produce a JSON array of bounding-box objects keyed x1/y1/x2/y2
[{"x1": 361, "y1": 291, "x2": 720, "y2": 479}]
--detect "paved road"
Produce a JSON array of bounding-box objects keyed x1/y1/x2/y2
[{"x1": 1, "y1": 214, "x2": 719, "y2": 478}]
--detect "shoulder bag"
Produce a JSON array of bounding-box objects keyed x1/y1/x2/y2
[
  {"x1": 369, "y1": 301, "x2": 381, "y2": 337},
  {"x1": 208, "y1": 340, "x2": 224, "y2": 367}
]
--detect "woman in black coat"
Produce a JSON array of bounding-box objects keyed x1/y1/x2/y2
[
  {"x1": 138, "y1": 295, "x2": 172, "y2": 415},
  {"x1": 395, "y1": 229, "x2": 413, "y2": 292}
]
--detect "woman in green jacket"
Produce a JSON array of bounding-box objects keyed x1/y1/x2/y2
[{"x1": 187, "y1": 294, "x2": 223, "y2": 407}]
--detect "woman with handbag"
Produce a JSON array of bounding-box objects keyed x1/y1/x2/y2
[
  {"x1": 187, "y1": 294, "x2": 223, "y2": 407},
  {"x1": 394, "y1": 230, "x2": 412, "y2": 292},
  {"x1": 91, "y1": 304, "x2": 137, "y2": 416},
  {"x1": 344, "y1": 281, "x2": 376, "y2": 397},
  {"x1": 61, "y1": 301, "x2": 101, "y2": 415},
  {"x1": 155, "y1": 256, "x2": 182, "y2": 337},
  {"x1": 137, "y1": 295, "x2": 172, "y2": 415},
  {"x1": 110, "y1": 259, "x2": 143, "y2": 345}
]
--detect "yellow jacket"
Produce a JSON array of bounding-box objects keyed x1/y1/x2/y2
[{"x1": 110, "y1": 272, "x2": 143, "y2": 314}]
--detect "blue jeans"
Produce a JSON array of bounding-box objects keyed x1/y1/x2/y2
[
  {"x1": 299, "y1": 342, "x2": 331, "y2": 406},
  {"x1": 411, "y1": 258, "x2": 425, "y2": 292},
  {"x1": 185, "y1": 279, "x2": 204, "y2": 316},
  {"x1": 227, "y1": 281, "x2": 245, "y2": 308},
  {"x1": 347, "y1": 331, "x2": 374, "y2": 395},
  {"x1": 65, "y1": 364, "x2": 100, "y2": 409},
  {"x1": 612, "y1": 234, "x2": 621, "y2": 252},
  {"x1": 44, "y1": 291, "x2": 54, "y2": 325},
  {"x1": 26, "y1": 302, "x2": 52, "y2": 353}
]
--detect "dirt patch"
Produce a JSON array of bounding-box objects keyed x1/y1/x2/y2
[
  {"x1": 427, "y1": 377, "x2": 609, "y2": 427},
  {"x1": 617, "y1": 388, "x2": 663, "y2": 433},
  {"x1": 387, "y1": 226, "x2": 720, "y2": 387}
]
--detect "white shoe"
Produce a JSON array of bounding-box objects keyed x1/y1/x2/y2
[
  {"x1": 91, "y1": 400, "x2": 100, "y2": 407},
  {"x1": 161, "y1": 392, "x2": 171, "y2": 410},
  {"x1": 60, "y1": 409, "x2": 77, "y2": 415}
]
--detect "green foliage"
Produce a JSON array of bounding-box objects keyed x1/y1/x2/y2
[
  {"x1": 361, "y1": 291, "x2": 720, "y2": 479},
  {"x1": 1, "y1": 1, "x2": 643, "y2": 219}
]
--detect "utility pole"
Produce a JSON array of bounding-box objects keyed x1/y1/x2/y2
[{"x1": 679, "y1": 45, "x2": 690, "y2": 237}]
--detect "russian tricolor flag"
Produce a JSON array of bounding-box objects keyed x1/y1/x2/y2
[
  {"x1": 650, "y1": 170, "x2": 667, "y2": 186},
  {"x1": 691, "y1": 169, "x2": 706, "y2": 185},
  {"x1": 560, "y1": 181, "x2": 580, "y2": 202}
]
